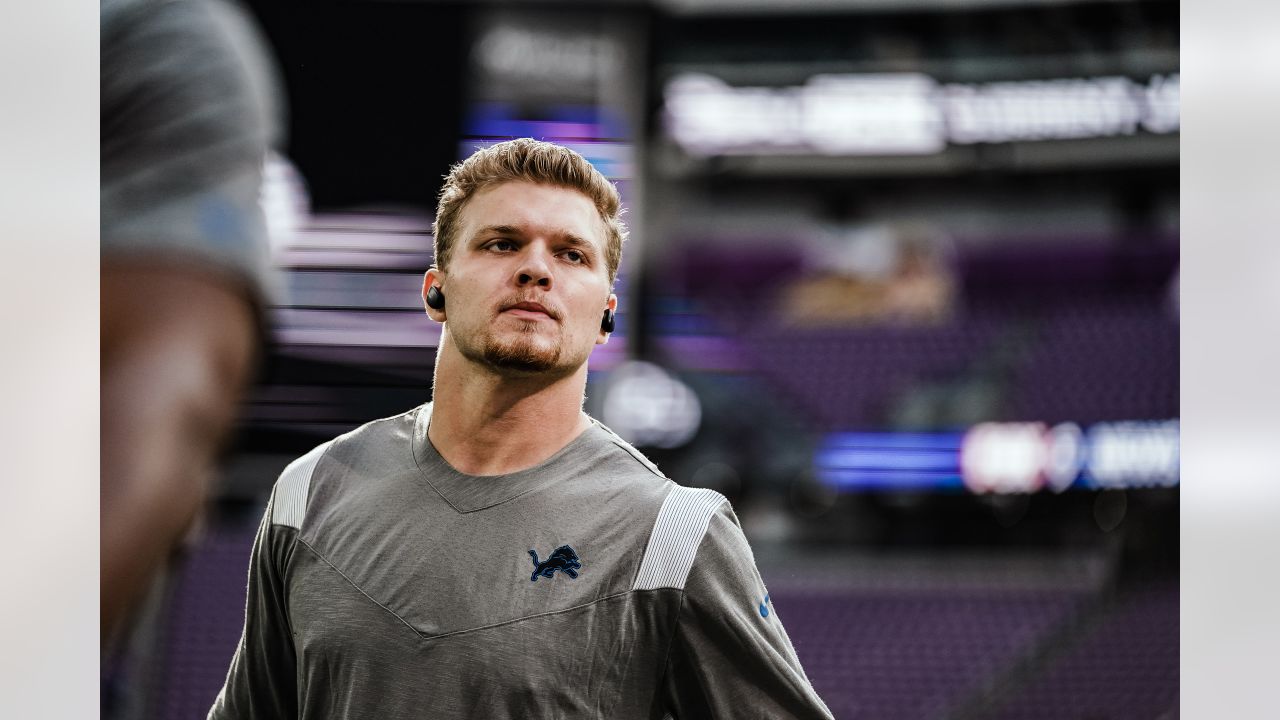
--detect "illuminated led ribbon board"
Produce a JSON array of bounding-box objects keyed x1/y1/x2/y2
[
  {"x1": 665, "y1": 72, "x2": 1180, "y2": 157},
  {"x1": 815, "y1": 419, "x2": 1179, "y2": 493}
]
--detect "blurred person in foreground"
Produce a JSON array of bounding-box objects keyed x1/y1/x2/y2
[
  {"x1": 101, "y1": 0, "x2": 282, "y2": 645},
  {"x1": 209, "y1": 139, "x2": 833, "y2": 719}
]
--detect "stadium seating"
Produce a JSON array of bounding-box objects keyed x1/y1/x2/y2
[
  {"x1": 776, "y1": 589, "x2": 1085, "y2": 719},
  {"x1": 153, "y1": 517, "x2": 258, "y2": 720},
  {"x1": 991, "y1": 582, "x2": 1179, "y2": 719}
]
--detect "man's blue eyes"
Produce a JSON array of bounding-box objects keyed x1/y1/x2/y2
[{"x1": 486, "y1": 241, "x2": 586, "y2": 263}]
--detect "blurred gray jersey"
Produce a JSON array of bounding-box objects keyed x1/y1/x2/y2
[
  {"x1": 101, "y1": 0, "x2": 282, "y2": 303},
  {"x1": 209, "y1": 403, "x2": 832, "y2": 719}
]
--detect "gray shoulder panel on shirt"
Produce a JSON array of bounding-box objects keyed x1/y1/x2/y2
[
  {"x1": 271, "y1": 441, "x2": 332, "y2": 530},
  {"x1": 591, "y1": 418, "x2": 666, "y2": 479},
  {"x1": 633, "y1": 485, "x2": 727, "y2": 591}
]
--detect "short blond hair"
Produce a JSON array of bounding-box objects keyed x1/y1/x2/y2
[{"x1": 433, "y1": 138, "x2": 627, "y2": 283}]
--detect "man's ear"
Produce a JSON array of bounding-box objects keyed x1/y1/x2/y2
[
  {"x1": 422, "y1": 267, "x2": 446, "y2": 322},
  {"x1": 596, "y1": 293, "x2": 619, "y2": 345}
]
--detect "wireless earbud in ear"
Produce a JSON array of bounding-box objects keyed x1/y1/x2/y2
[
  {"x1": 426, "y1": 286, "x2": 446, "y2": 310},
  {"x1": 601, "y1": 308, "x2": 615, "y2": 333}
]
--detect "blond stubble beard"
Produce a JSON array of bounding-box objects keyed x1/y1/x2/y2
[{"x1": 452, "y1": 319, "x2": 587, "y2": 379}]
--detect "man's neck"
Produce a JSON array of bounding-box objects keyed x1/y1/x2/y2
[{"x1": 426, "y1": 343, "x2": 593, "y2": 477}]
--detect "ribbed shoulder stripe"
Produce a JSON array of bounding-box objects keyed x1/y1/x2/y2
[
  {"x1": 633, "y1": 485, "x2": 727, "y2": 591},
  {"x1": 270, "y1": 441, "x2": 331, "y2": 530}
]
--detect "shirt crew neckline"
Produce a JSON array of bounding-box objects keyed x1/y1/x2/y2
[{"x1": 410, "y1": 402, "x2": 606, "y2": 514}]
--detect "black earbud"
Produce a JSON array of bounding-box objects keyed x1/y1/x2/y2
[
  {"x1": 601, "y1": 308, "x2": 615, "y2": 333},
  {"x1": 426, "y1": 285, "x2": 446, "y2": 310}
]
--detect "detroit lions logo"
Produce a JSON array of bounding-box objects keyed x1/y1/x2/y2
[
  {"x1": 528, "y1": 545, "x2": 582, "y2": 582},
  {"x1": 759, "y1": 593, "x2": 773, "y2": 618}
]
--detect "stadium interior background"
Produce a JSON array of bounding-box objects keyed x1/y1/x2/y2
[{"x1": 104, "y1": 0, "x2": 1179, "y2": 717}]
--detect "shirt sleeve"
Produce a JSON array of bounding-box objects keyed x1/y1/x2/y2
[
  {"x1": 661, "y1": 503, "x2": 833, "y2": 720},
  {"x1": 208, "y1": 489, "x2": 299, "y2": 720}
]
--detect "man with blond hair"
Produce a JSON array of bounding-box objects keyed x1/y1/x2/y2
[{"x1": 210, "y1": 138, "x2": 832, "y2": 719}]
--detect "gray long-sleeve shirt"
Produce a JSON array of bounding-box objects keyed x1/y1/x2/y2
[{"x1": 210, "y1": 403, "x2": 833, "y2": 719}]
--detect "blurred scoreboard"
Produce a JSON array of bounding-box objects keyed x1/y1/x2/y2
[
  {"x1": 665, "y1": 71, "x2": 1179, "y2": 157},
  {"x1": 817, "y1": 419, "x2": 1179, "y2": 494}
]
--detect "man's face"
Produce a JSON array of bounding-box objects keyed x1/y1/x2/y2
[{"x1": 426, "y1": 181, "x2": 617, "y2": 378}]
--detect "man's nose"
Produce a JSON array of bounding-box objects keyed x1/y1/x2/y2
[{"x1": 515, "y1": 247, "x2": 553, "y2": 288}]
